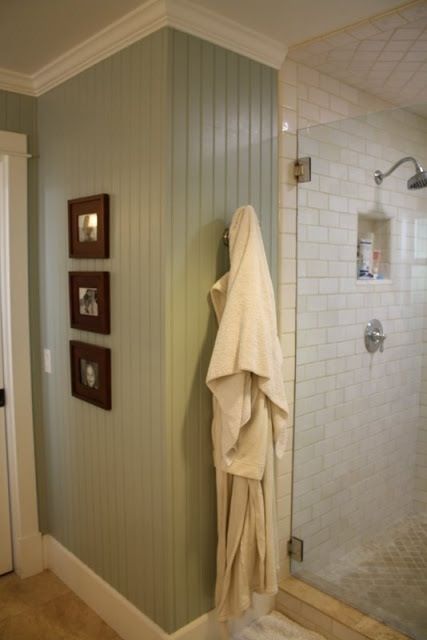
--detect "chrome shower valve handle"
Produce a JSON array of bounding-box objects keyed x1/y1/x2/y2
[{"x1": 365, "y1": 319, "x2": 386, "y2": 353}]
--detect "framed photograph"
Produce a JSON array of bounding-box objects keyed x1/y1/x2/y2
[
  {"x1": 70, "y1": 341, "x2": 111, "y2": 410},
  {"x1": 68, "y1": 193, "x2": 109, "y2": 258},
  {"x1": 69, "y1": 272, "x2": 110, "y2": 334}
]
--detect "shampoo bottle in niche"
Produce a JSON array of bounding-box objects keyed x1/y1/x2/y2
[
  {"x1": 372, "y1": 249, "x2": 382, "y2": 279},
  {"x1": 358, "y1": 233, "x2": 374, "y2": 279}
]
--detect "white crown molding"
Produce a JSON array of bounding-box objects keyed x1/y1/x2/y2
[
  {"x1": 0, "y1": 68, "x2": 34, "y2": 96},
  {"x1": 165, "y1": 0, "x2": 286, "y2": 70},
  {"x1": 0, "y1": 0, "x2": 286, "y2": 97}
]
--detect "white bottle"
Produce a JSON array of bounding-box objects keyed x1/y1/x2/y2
[{"x1": 358, "y1": 234, "x2": 374, "y2": 278}]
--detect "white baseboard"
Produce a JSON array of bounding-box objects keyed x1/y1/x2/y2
[
  {"x1": 43, "y1": 535, "x2": 168, "y2": 640},
  {"x1": 42, "y1": 535, "x2": 230, "y2": 640},
  {"x1": 14, "y1": 531, "x2": 44, "y2": 578}
]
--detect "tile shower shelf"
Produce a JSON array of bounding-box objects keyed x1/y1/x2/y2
[
  {"x1": 357, "y1": 212, "x2": 391, "y2": 282},
  {"x1": 356, "y1": 279, "x2": 392, "y2": 286}
]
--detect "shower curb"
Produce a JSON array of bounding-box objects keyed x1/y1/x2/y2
[{"x1": 277, "y1": 577, "x2": 410, "y2": 640}]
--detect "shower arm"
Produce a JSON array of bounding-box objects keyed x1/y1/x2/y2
[{"x1": 374, "y1": 156, "x2": 424, "y2": 185}]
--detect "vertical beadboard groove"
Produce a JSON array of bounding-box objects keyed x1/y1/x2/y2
[
  {"x1": 37, "y1": 30, "x2": 170, "y2": 628},
  {"x1": 166, "y1": 29, "x2": 278, "y2": 631}
]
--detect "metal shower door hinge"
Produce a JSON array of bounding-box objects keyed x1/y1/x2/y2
[
  {"x1": 294, "y1": 157, "x2": 311, "y2": 183},
  {"x1": 288, "y1": 536, "x2": 304, "y2": 562},
  {"x1": 0, "y1": 389, "x2": 5, "y2": 407}
]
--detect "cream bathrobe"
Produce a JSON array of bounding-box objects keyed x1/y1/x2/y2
[{"x1": 206, "y1": 205, "x2": 289, "y2": 622}]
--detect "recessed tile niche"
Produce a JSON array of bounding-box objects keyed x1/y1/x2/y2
[{"x1": 357, "y1": 212, "x2": 391, "y2": 282}]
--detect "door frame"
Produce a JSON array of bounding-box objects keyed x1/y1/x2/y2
[{"x1": 0, "y1": 130, "x2": 43, "y2": 578}]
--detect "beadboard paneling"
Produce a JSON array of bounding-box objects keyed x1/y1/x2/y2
[
  {"x1": 165, "y1": 29, "x2": 278, "y2": 629},
  {"x1": 37, "y1": 30, "x2": 170, "y2": 628},
  {"x1": 37, "y1": 27, "x2": 277, "y2": 633}
]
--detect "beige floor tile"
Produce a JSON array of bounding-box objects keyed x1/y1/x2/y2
[
  {"x1": 37, "y1": 592, "x2": 121, "y2": 639},
  {"x1": 0, "y1": 608, "x2": 72, "y2": 640},
  {"x1": 0, "y1": 571, "x2": 69, "y2": 610},
  {"x1": 0, "y1": 571, "x2": 122, "y2": 640}
]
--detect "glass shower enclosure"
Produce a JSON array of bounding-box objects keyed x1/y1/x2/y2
[{"x1": 291, "y1": 105, "x2": 427, "y2": 640}]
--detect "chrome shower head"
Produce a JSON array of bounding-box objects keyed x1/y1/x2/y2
[
  {"x1": 374, "y1": 156, "x2": 426, "y2": 190},
  {"x1": 407, "y1": 169, "x2": 427, "y2": 190}
]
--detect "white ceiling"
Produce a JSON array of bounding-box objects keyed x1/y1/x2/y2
[
  {"x1": 288, "y1": 1, "x2": 427, "y2": 107},
  {"x1": 0, "y1": 0, "x2": 406, "y2": 75},
  {"x1": 193, "y1": 0, "x2": 406, "y2": 46},
  {"x1": 0, "y1": 0, "x2": 143, "y2": 74}
]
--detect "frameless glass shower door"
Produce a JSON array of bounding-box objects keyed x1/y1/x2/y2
[{"x1": 291, "y1": 106, "x2": 427, "y2": 639}]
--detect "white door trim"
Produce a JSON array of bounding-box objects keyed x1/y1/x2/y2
[{"x1": 0, "y1": 130, "x2": 43, "y2": 578}]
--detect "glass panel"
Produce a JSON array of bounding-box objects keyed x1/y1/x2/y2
[{"x1": 292, "y1": 105, "x2": 427, "y2": 640}]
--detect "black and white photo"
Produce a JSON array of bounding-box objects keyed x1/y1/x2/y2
[
  {"x1": 69, "y1": 272, "x2": 110, "y2": 334},
  {"x1": 80, "y1": 359, "x2": 99, "y2": 389},
  {"x1": 79, "y1": 287, "x2": 99, "y2": 316},
  {"x1": 68, "y1": 194, "x2": 109, "y2": 258},
  {"x1": 70, "y1": 341, "x2": 111, "y2": 410},
  {"x1": 78, "y1": 213, "x2": 98, "y2": 243}
]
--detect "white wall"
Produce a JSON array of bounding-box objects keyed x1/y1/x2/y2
[{"x1": 277, "y1": 59, "x2": 427, "y2": 577}]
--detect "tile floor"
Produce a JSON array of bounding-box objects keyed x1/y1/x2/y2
[
  {"x1": 295, "y1": 512, "x2": 427, "y2": 640},
  {"x1": 0, "y1": 570, "x2": 122, "y2": 639}
]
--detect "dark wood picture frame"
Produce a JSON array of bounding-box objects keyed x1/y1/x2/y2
[
  {"x1": 68, "y1": 193, "x2": 109, "y2": 258},
  {"x1": 70, "y1": 341, "x2": 111, "y2": 410},
  {"x1": 69, "y1": 271, "x2": 110, "y2": 334}
]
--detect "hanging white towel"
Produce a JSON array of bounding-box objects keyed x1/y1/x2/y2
[{"x1": 206, "y1": 205, "x2": 289, "y2": 622}]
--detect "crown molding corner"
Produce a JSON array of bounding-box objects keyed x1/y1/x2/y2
[
  {"x1": 165, "y1": 0, "x2": 287, "y2": 69},
  {"x1": 0, "y1": 68, "x2": 35, "y2": 97}
]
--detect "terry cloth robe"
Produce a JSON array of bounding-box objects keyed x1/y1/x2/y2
[{"x1": 206, "y1": 205, "x2": 289, "y2": 622}]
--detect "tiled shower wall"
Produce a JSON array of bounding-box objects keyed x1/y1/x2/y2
[
  {"x1": 277, "y1": 59, "x2": 427, "y2": 576},
  {"x1": 294, "y1": 109, "x2": 427, "y2": 572}
]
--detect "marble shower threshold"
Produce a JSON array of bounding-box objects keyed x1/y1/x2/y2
[{"x1": 277, "y1": 577, "x2": 411, "y2": 640}]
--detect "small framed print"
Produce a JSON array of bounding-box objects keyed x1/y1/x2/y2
[
  {"x1": 68, "y1": 193, "x2": 109, "y2": 258},
  {"x1": 69, "y1": 272, "x2": 110, "y2": 334},
  {"x1": 70, "y1": 341, "x2": 111, "y2": 410}
]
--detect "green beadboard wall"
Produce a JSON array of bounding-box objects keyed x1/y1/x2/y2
[
  {"x1": 37, "y1": 30, "x2": 171, "y2": 628},
  {"x1": 164, "y1": 29, "x2": 278, "y2": 629},
  {"x1": 0, "y1": 90, "x2": 47, "y2": 526},
  {"x1": 35, "y1": 27, "x2": 277, "y2": 634}
]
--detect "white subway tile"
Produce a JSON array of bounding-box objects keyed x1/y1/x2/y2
[
  {"x1": 319, "y1": 211, "x2": 340, "y2": 227},
  {"x1": 280, "y1": 82, "x2": 297, "y2": 110},
  {"x1": 283, "y1": 232, "x2": 296, "y2": 259},
  {"x1": 329, "y1": 195, "x2": 348, "y2": 213},
  {"x1": 307, "y1": 190, "x2": 329, "y2": 209},
  {"x1": 299, "y1": 64, "x2": 320, "y2": 87},
  {"x1": 281, "y1": 59, "x2": 297, "y2": 85},
  {"x1": 308, "y1": 86, "x2": 330, "y2": 108},
  {"x1": 277, "y1": 61, "x2": 427, "y2": 570}
]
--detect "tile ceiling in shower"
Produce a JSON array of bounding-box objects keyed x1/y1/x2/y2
[{"x1": 288, "y1": 0, "x2": 427, "y2": 107}]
